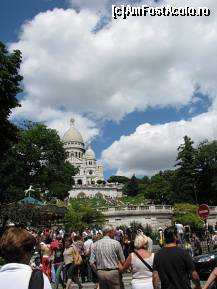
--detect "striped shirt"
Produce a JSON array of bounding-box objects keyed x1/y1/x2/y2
[{"x1": 89, "y1": 236, "x2": 125, "y2": 270}]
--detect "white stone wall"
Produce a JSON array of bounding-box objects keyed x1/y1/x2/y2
[
  {"x1": 102, "y1": 205, "x2": 173, "y2": 230},
  {"x1": 69, "y1": 184, "x2": 123, "y2": 198},
  {"x1": 101, "y1": 205, "x2": 217, "y2": 231}
]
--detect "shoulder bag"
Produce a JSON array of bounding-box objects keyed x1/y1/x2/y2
[{"x1": 133, "y1": 250, "x2": 153, "y2": 272}]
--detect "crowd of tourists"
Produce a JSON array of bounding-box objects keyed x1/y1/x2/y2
[{"x1": 0, "y1": 224, "x2": 217, "y2": 289}]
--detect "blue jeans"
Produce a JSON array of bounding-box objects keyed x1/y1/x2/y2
[{"x1": 53, "y1": 262, "x2": 64, "y2": 289}]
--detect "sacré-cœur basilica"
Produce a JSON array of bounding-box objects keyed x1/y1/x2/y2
[{"x1": 62, "y1": 118, "x2": 123, "y2": 199}]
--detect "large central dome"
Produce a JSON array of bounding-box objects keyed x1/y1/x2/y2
[{"x1": 62, "y1": 118, "x2": 84, "y2": 143}]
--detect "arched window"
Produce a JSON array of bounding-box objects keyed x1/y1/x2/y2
[
  {"x1": 95, "y1": 192, "x2": 103, "y2": 199},
  {"x1": 77, "y1": 192, "x2": 86, "y2": 198},
  {"x1": 77, "y1": 179, "x2": 83, "y2": 185}
]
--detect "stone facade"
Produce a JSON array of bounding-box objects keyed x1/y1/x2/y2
[
  {"x1": 63, "y1": 118, "x2": 104, "y2": 186},
  {"x1": 68, "y1": 184, "x2": 123, "y2": 198},
  {"x1": 63, "y1": 118, "x2": 122, "y2": 198}
]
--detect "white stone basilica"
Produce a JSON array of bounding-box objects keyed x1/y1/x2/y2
[
  {"x1": 63, "y1": 118, "x2": 104, "y2": 185},
  {"x1": 63, "y1": 118, "x2": 122, "y2": 198}
]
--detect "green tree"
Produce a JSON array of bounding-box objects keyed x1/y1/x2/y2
[
  {"x1": 146, "y1": 171, "x2": 174, "y2": 204},
  {"x1": 173, "y1": 203, "x2": 204, "y2": 232},
  {"x1": 107, "y1": 175, "x2": 129, "y2": 184},
  {"x1": 196, "y1": 140, "x2": 217, "y2": 205},
  {"x1": 124, "y1": 174, "x2": 139, "y2": 197},
  {"x1": 0, "y1": 42, "x2": 23, "y2": 156},
  {"x1": 0, "y1": 122, "x2": 78, "y2": 203},
  {"x1": 174, "y1": 136, "x2": 197, "y2": 203},
  {"x1": 137, "y1": 176, "x2": 150, "y2": 197},
  {"x1": 65, "y1": 201, "x2": 105, "y2": 231}
]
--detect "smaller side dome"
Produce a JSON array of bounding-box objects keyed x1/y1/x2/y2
[{"x1": 85, "y1": 147, "x2": 96, "y2": 160}]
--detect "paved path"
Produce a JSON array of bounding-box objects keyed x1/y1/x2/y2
[{"x1": 57, "y1": 275, "x2": 206, "y2": 289}]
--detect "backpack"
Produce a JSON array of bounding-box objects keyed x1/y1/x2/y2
[
  {"x1": 72, "y1": 245, "x2": 83, "y2": 266},
  {"x1": 28, "y1": 269, "x2": 44, "y2": 289}
]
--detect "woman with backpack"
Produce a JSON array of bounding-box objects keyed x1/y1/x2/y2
[{"x1": 63, "y1": 235, "x2": 82, "y2": 289}]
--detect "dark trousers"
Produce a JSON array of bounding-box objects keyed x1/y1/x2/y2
[{"x1": 65, "y1": 263, "x2": 82, "y2": 289}]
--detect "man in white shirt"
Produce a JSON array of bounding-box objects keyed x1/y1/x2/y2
[
  {"x1": 175, "y1": 223, "x2": 184, "y2": 244},
  {"x1": 84, "y1": 236, "x2": 94, "y2": 282},
  {"x1": 0, "y1": 227, "x2": 52, "y2": 289},
  {"x1": 0, "y1": 263, "x2": 51, "y2": 289}
]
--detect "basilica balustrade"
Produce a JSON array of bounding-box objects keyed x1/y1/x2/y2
[
  {"x1": 101, "y1": 205, "x2": 173, "y2": 213},
  {"x1": 72, "y1": 183, "x2": 123, "y2": 189}
]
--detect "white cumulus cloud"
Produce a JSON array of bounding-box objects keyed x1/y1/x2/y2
[
  {"x1": 8, "y1": 0, "x2": 217, "y2": 174},
  {"x1": 12, "y1": 99, "x2": 99, "y2": 143},
  {"x1": 10, "y1": 0, "x2": 217, "y2": 122},
  {"x1": 101, "y1": 110, "x2": 217, "y2": 176}
]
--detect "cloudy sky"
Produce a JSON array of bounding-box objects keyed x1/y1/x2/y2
[{"x1": 1, "y1": 0, "x2": 217, "y2": 178}]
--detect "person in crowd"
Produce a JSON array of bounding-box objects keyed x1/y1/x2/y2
[
  {"x1": 90, "y1": 224, "x2": 125, "y2": 289},
  {"x1": 184, "y1": 235, "x2": 193, "y2": 257},
  {"x1": 123, "y1": 234, "x2": 131, "y2": 259},
  {"x1": 115, "y1": 227, "x2": 123, "y2": 244},
  {"x1": 158, "y1": 228, "x2": 164, "y2": 248},
  {"x1": 84, "y1": 235, "x2": 94, "y2": 282},
  {"x1": 40, "y1": 232, "x2": 52, "y2": 281},
  {"x1": 63, "y1": 235, "x2": 82, "y2": 289},
  {"x1": 152, "y1": 226, "x2": 202, "y2": 289},
  {"x1": 212, "y1": 231, "x2": 217, "y2": 250},
  {"x1": 184, "y1": 224, "x2": 191, "y2": 240},
  {"x1": 203, "y1": 267, "x2": 217, "y2": 289},
  {"x1": 192, "y1": 233, "x2": 202, "y2": 256},
  {"x1": 51, "y1": 236, "x2": 65, "y2": 289},
  {"x1": 74, "y1": 235, "x2": 86, "y2": 283},
  {"x1": 0, "y1": 227, "x2": 52, "y2": 289},
  {"x1": 175, "y1": 222, "x2": 184, "y2": 244},
  {"x1": 31, "y1": 256, "x2": 43, "y2": 270},
  {"x1": 91, "y1": 235, "x2": 102, "y2": 289},
  {"x1": 119, "y1": 234, "x2": 154, "y2": 289}
]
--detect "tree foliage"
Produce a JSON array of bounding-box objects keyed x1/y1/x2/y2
[
  {"x1": 124, "y1": 174, "x2": 139, "y2": 197},
  {"x1": 107, "y1": 175, "x2": 129, "y2": 184},
  {"x1": 146, "y1": 171, "x2": 174, "y2": 204},
  {"x1": 0, "y1": 122, "x2": 78, "y2": 203},
  {"x1": 196, "y1": 140, "x2": 217, "y2": 205},
  {"x1": 174, "y1": 136, "x2": 197, "y2": 203},
  {"x1": 0, "y1": 42, "x2": 23, "y2": 156},
  {"x1": 65, "y1": 201, "x2": 105, "y2": 231},
  {"x1": 172, "y1": 203, "x2": 204, "y2": 232}
]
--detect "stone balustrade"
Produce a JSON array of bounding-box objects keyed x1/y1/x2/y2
[
  {"x1": 71, "y1": 183, "x2": 123, "y2": 189},
  {"x1": 101, "y1": 205, "x2": 217, "y2": 229},
  {"x1": 101, "y1": 205, "x2": 173, "y2": 213}
]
